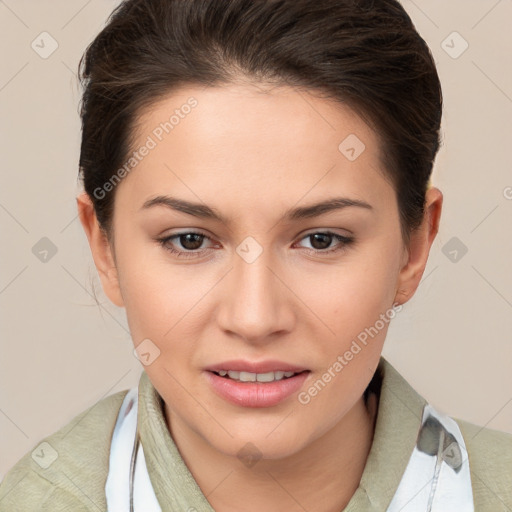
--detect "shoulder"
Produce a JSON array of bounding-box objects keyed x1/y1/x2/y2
[
  {"x1": 455, "y1": 417, "x2": 512, "y2": 511},
  {"x1": 0, "y1": 388, "x2": 129, "y2": 512}
]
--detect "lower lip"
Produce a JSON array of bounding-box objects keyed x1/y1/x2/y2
[{"x1": 204, "y1": 371, "x2": 310, "y2": 408}]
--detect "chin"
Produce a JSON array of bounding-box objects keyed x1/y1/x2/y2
[
  {"x1": 215, "y1": 435, "x2": 307, "y2": 463},
  {"x1": 200, "y1": 419, "x2": 314, "y2": 462}
]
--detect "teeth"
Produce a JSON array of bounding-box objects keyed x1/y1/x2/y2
[
  {"x1": 259, "y1": 371, "x2": 282, "y2": 382},
  {"x1": 239, "y1": 371, "x2": 256, "y2": 382},
  {"x1": 218, "y1": 370, "x2": 299, "y2": 382}
]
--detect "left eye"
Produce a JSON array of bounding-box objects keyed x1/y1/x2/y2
[{"x1": 295, "y1": 232, "x2": 354, "y2": 254}]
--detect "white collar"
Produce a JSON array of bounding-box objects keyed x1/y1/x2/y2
[{"x1": 105, "y1": 387, "x2": 161, "y2": 512}]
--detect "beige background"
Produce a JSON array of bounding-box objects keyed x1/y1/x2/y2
[{"x1": 1, "y1": 0, "x2": 511, "y2": 480}]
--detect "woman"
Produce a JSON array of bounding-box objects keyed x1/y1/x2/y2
[{"x1": 1, "y1": 0, "x2": 510, "y2": 510}]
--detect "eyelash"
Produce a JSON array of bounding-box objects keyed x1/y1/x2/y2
[{"x1": 156, "y1": 230, "x2": 355, "y2": 259}]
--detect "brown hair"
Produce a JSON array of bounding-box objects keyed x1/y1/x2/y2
[{"x1": 78, "y1": 0, "x2": 442, "y2": 247}]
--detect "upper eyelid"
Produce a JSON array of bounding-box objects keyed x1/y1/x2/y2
[{"x1": 162, "y1": 229, "x2": 352, "y2": 247}]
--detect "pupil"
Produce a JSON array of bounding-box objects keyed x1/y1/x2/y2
[
  {"x1": 181, "y1": 233, "x2": 203, "y2": 250},
  {"x1": 311, "y1": 233, "x2": 331, "y2": 250}
]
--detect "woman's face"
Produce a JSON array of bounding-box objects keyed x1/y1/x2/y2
[{"x1": 92, "y1": 83, "x2": 428, "y2": 459}]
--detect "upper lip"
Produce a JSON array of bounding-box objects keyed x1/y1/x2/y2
[{"x1": 204, "y1": 359, "x2": 309, "y2": 374}]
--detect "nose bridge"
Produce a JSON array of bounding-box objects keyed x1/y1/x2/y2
[{"x1": 218, "y1": 241, "x2": 292, "y2": 342}]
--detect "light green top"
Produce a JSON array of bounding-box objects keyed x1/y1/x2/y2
[{"x1": 1, "y1": 357, "x2": 511, "y2": 511}]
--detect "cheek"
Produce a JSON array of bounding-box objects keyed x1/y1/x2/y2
[
  {"x1": 298, "y1": 256, "x2": 399, "y2": 427},
  {"x1": 312, "y1": 245, "x2": 400, "y2": 341},
  {"x1": 117, "y1": 252, "x2": 217, "y2": 377},
  {"x1": 121, "y1": 266, "x2": 200, "y2": 393},
  {"x1": 116, "y1": 250, "x2": 185, "y2": 345},
  {"x1": 114, "y1": 235, "x2": 201, "y2": 331},
  {"x1": 303, "y1": 237, "x2": 402, "y2": 406},
  {"x1": 341, "y1": 262, "x2": 397, "y2": 323}
]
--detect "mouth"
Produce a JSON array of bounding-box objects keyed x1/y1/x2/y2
[
  {"x1": 210, "y1": 369, "x2": 309, "y2": 383},
  {"x1": 204, "y1": 364, "x2": 311, "y2": 407}
]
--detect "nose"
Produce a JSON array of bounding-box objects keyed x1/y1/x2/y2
[{"x1": 216, "y1": 246, "x2": 295, "y2": 345}]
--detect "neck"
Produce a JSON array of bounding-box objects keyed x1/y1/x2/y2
[{"x1": 165, "y1": 393, "x2": 378, "y2": 512}]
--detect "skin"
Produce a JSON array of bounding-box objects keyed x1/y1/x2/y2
[{"x1": 77, "y1": 82, "x2": 442, "y2": 512}]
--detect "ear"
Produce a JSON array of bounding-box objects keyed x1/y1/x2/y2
[
  {"x1": 76, "y1": 192, "x2": 125, "y2": 308},
  {"x1": 394, "y1": 186, "x2": 443, "y2": 306}
]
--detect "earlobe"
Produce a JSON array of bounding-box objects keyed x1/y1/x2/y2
[
  {"x1": 76, "y1": 192, "x2": 125, "y2": 308},
  {"x1": 393, "y1": 187, "x2": 443, "y2": 306}
]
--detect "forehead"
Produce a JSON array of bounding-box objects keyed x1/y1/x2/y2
[{"x1": 118, "y1": 83, "x2": 393, "y2": 217}]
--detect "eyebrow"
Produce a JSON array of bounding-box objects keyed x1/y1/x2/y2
[{"x1": 140, "y1": 195, "x2": 373, "y2": 223}]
